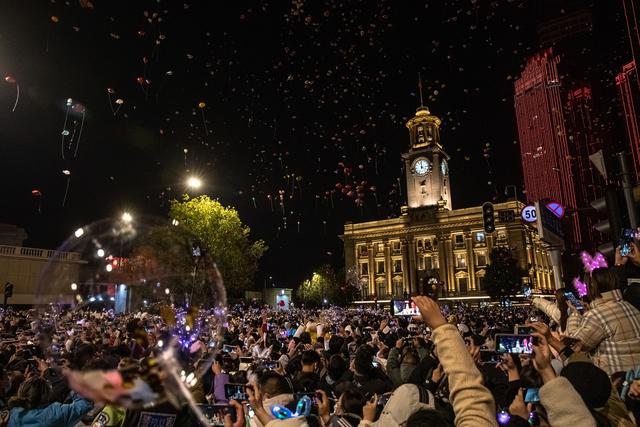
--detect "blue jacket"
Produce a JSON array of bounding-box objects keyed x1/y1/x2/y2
[{"x1": 8, "y1": 393, "x2": 93, "y2": 427}]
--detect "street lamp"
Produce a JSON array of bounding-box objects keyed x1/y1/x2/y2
[
  {"x1": 186, "y1": 176, "x2": 202, "y2": 190},
  {"x1": 121, "y1": 212, "x2": 133, "y2": 223}
]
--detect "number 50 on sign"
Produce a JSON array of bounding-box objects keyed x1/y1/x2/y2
[{"x1": 521, "y1": 205, "x2": 537, "y2": 223}]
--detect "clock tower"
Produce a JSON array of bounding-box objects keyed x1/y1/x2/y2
[{"x1": 402, "y1": 105, "x2": 452, "y2": 210}]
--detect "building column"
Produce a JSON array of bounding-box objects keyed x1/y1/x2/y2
[
  {"x1": 441, "y1": 234, "x2": 455, "y2": 294},
  {"x1": 384, "y1": 241, "x2": 392, "y2": 297},
  {"x1": 367, "y1": 243, "x2": 375, "y2": 298},
  {"x1": 465, "y1": 232, "x2": 476, "y2": 291},
  {"x1": 406, "y1": 237, "x2": 416, "y2": 295}
]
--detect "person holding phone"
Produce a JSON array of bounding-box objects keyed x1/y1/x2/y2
[
  {"x1": 565, "y1": 267, "x2": 640, "y2": 375},
  {"x1": 531, "y1": 289, "x2": 569, "y2": 334}
]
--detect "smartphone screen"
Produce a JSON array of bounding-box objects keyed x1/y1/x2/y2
[
  {"x1": 222, "y1": 344, "x2": 234, "y2": 353},
  {"x1": 524, "y1": 388, "x2": 540, "y2": 403},
  {"x1": 563, "y1": 291, "x2": 584, "y2": 311},
  {"x1": 200, "y1": 404, "x2": 235, "y2": 427},
  {"x1": 224, "y1": 383, "x2": 249, "y2": 401},
  {"x1": 391, "y1": 300, "x2": 419, "y2": 316},
  {"x1": 620, "y1": 228, "x2": 635, "y2": 256},
  {"x1": 495, "y1": 334, "x2": 534, "y2": 354}
]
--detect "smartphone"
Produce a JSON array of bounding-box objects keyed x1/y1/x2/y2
[
  {"x1": 563, "y1": 291, "x2": 584, "y2": 312},
  {"x1": 199, "y1": 404, "x2": 236, "y2": 426},
  {"x1": 479, "y1": 351, "x2": 500, "y2": 364},
  {"x1": 222, "y1": 344, "x2": 235, "y2": 353},
  {"x1": 524, "y1": 388, "x2": 540, "y2": 403},
  {"x1": 238, "y1": 357, "x2": 253, "y2": 371},
  {"x1": 263, "y1": 360, "x2": 279, "y2": 370},
  {"x1": 495, "y1": 334, "x2": 534, "y2": 354},
  {"x1": 224, "y1": 383, "x2": 249, "y2": 401},
  {"x1": 391, "y1": 300, "x2": 419, "y2": 316},
  {"x1": 620, "y1": 228, "x2": 635, "y2": 256},
  {"x1": 522, "y1": 285, "x2": 532, "y2": 298},
  {"x1": 514, "y1": 325, "x2": 533, "y2": 335}
]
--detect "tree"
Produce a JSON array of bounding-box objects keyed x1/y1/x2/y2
[
  {"x1": 168, "y1": 195, "x2": 266, "y2": 299},
  {"x1": 483, "y1": 247, "x2": 526, "y2": 300},
  {"x1": 297, "y1": 264, "x2": 346, "y2": 306}
]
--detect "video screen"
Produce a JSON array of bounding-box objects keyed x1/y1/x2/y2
[
  {"x1": 224, "y1": 384, "x2": 248, "y2": 402},
  {"x1": 392, "y1": 300, "x2": 420, "y2": 316},
  {"x1": 199, "y1": 404, "x2": 235, "y2": 427},
  {"x1": 495, "y1": 334, "x2": 533, "y2": 354}
]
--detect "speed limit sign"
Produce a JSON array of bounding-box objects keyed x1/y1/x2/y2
[{"x1": 521, "y1": 205, "x2": 537, "y2": 223}]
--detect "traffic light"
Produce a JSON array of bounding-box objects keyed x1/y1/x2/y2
[
  {"x1": 3, "y1": 282, "x2": 13, "y2": 307},
  {"x1": 4, "y1": 282, "x2": 12, "y2": 298},
  {"x1": 482, "y1": 202, "x2": 495, "y2": 233},
  {"x1": 590, "y1": 187, "x2": 622, "y2": 256}
]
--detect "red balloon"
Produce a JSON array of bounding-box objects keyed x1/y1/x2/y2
[{"x1": 278, "y1": 300, "x2": 285, "y2": 307}]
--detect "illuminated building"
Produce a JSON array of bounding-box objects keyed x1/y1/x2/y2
[
  {"x1": 342, "y1": 107, "x2": 554, "y2": 301},
  {"x1": 514, "y1": 49, "x2": 581, "y2": 247},
  {"x1": 618, "y1": 0, "x2": 640, "y2": 181}
]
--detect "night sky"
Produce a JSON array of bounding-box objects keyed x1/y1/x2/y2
[{"x1": 0, "y1": 0, "x2": 631, "y2": 289}]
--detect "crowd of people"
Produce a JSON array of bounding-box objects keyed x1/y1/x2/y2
[{"x1": 1, "y1": 246, "x2": 640, "y2": 426}]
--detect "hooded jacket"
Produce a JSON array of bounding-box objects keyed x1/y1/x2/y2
[{"x1": 8, "y1": 392, "x2": 93, "y2": 427}]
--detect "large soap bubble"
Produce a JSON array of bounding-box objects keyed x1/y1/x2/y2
[{"x1": 33, "y1": 215, "x2": 228, "y2": 425}]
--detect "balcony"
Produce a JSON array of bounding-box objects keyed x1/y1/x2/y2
[{"x1": 0, "y1": 245, "x2": 82, "y2": 261}]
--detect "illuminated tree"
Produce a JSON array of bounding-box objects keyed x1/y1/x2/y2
[
  {"x1": 483, "y1": 247, "x2": 526, "y2": 300},
  {"x1": 168, "y1": 195, "x2": 267, "y2": 298}
]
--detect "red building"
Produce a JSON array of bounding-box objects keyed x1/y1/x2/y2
[
  {"x1": 514, "y1": 49, "x2": 581, "y2": 247},
  {"x1": 617, "y1": 61, "x2": 640, "y2": 182}
]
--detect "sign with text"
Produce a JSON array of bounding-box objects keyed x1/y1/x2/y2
[{"x1": 521, "y1": 205, "x2": 537, "y2": 223}]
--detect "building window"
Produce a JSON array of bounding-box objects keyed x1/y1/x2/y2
[
  {"x1": 455, "y1": 253, "x2": 467, "y2": 269},
  {"x1": 377, "y1": 261, "x2": 385, "y2": 274},
  {"x1": 358, "y1": 245, "x2": 368, "y2": 256},
  {"x1": 425, "y1": 239, "x2": 433, "y2": 251},
  {"x1": 392, "y1": 241, "x2": 401, "y2": 254},
  {"x1": 362, "y1": 285, "x2": 369, "y2": 298},
  {"x1": 418, "y1": 256, "x2": 425, "y2": 270},
  {"x1": 476, "y1": 252, "x2": 487, "y2": 267},
  {"x1": 417, "y1": 239, "x2": 424, "y2": 250},
  {"x1": 360, "y1": 262, "x2": 369, "y2": 276},
  {"x1": 425, "y1": 256, "x2": 433, "y2": 271},
  {"x1": 477, "y1": 276, "x2": 484, "y2": 291},
  {"x1": 458, "y1": 277, "x2": 468, "y2": 294},
  {"x1": 393, "y1": 260, "x2": 402, "y2": 273},
  {"x1": 433, "y1": 256, "x2": 439, "y2": 269},
  {"x1": 377, "y1": 280, "x2": 387, "y2": 297},
  {"x1": 454, "y1": 234, "x2": 465, "y2": 248},
  {"x1": 393, "y1": 278, "x2": 403, "y2": 297},
  {"x1": 475, "y1": 232, "x2": 486, "y2": 243}
]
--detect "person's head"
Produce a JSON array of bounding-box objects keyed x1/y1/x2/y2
[
  {"x1": 337, "y1": 387, "x2": 366, "y2": 417},
  {"x1": 353, "y1": 345, "x2": 375, "y2": 376},
  {"x1": 8, "y1": 376, "x2": 52, "y2": 410},
  {"x1": 406, "y1": 409, "x2": 455, "y2": 427},
  {"x1": 259, "y1": 371, "x2": 292, "y2": 399},
  {"x1": 590, "y1": 268, "x2": 617, "y2": 299},
  {"x1": 301, "y1": 350, "x2": 321, "y2": 372},
  {"x1": 624, "y1": 283, "x2": 640, "y2": 312},
  {"x1": 561, "y1": 362, "x2": 611, "y2": 409},
  {"x1": 328, "y1": 334, "x2": 345, "y2": 355},
  {"x1": 554, "y1": 287, "x2": 569, "y2": 330},
  {"x1": 327, "y1": 354, "x2": 347, "y2": 380},
  {"x1": 300, "y1": 332, "x2": 312, "y2": 345}
]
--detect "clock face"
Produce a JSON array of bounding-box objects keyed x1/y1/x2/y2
[
  {"x1": 441, "y1": 161, "x2": 448, "y2": 176},
  {"x1": 414, "y1": 158, "x2": 430, "y2": 176}
]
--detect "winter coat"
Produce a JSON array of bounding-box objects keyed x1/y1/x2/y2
[{"x1": 8, "y1": 393, "x2": 92, "y2": 427}]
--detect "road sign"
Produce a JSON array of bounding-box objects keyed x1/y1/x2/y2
[
  {"x1": 521, "y1": 205, "x2": 537, "y2": 223},
  {"x1": 545, "y1": 201, "x2": 565, "y2": 219}
]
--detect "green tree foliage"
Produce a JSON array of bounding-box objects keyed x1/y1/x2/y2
[
  {"x1": 297, "y1": 265, "x2": 358, "y2": 306},
  {"x1": 483, "y1": 247, "x2": 526, "y2": 300},
  {"x1": 168, "y1": 195, "x2": 266, "y2": 298}
]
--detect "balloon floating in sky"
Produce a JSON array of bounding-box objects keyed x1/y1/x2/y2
[
  {"x1": 51, "y1": 16, "x2": 59, "y2": 23},
  {"x1": 115, "y1": 98, "x2": 124, "y2": 105},
  {"x1": 198, "y1": 102, "x2": 206, "y2": 109}
]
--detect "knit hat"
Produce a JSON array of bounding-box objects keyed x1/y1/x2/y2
[
  {"x1": 373, "y1": 384, "x2": 436, "y2": 426},
  {"x1": 561, "y1": 362, "x2": 612, "y2": 408}
]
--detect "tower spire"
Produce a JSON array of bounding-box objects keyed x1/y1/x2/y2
[{"x1": 418, "y1": 72, "x2": 424, "y2": 107}]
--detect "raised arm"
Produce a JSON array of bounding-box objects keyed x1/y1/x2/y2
[{"x1": 413, "y1": 296, "x2": 497, "y2": 427}]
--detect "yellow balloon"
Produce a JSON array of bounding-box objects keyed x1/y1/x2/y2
[{"x1": 198, "y1": 102, "x2": 206, "y2": 109}]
